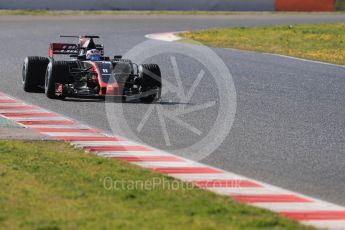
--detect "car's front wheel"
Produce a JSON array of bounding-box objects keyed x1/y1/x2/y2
[
  {"x1": 138, "y1": 64, "x2": 162, "y2": 103},
  {"x1": 22, "y1": 56, "x2": 49, "y2": 92},
  {"x1": 45, "y1": 61, "x2": 69, "y2": 99}
]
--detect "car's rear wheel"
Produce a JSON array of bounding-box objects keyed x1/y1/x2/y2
[
  {"x1": 45, "y1": 61, "x2": 70, "y2": 99},
  {"x1": 139, "y1": 64, "x2": 162, "y2": 103},
  {"x1": 22, "y1": 56, "x2": 49, "y2": 92}
]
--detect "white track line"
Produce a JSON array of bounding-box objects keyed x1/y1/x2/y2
[
  {"x1": 27, "y1": 124, "x2": 91, "y2": 129},
  {"x1": 41, "y1": 132, "x2": 105, "y2": 137},
  {"x1": 10, "y1": 117, "x2": 69, "y2": 121},
  {"x1": 302, "y1": 220, "x2": 345, "y2": 230},
  {"x1": 70, "y1": 141, "x2": 137, "y2": 147},
  {"x1": 96, "y1": 151, "x2": 173, "y2": 157},
  {"x1": 133, "y1": 161, "x2": 198, "y2": 168},
  {"x1": 0, "y1": 104, "x2": 36, "y2": 107},
  {"x1": 172, "y1": 173, "x2": 251, "y2": 181},
  {"x1": 206, "y1": 187, "x2": 285, "y2": 195},
  {"x1": 0, "y1": 110, "x2": 36, "y2": 113},
  {"x1": 254, "y1": 202, "x2": 345, "y2": 212},
  {"x1": 264, "y1": 53, "x2": 345, "y2": 68}
]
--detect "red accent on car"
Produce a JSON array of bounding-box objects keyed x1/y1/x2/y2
[
  {"x1": 57, "y1": 84, "x2": 63, "y2": 94},
  {"x1": 49, "y1": 43, "x2": 78, "y2": 58},
  {"x1": 80, "y1": 37, "x2": 88, "y2": 45},
  {"x1": 88, "y1": 62, "x2": 119, "y2": 96}
]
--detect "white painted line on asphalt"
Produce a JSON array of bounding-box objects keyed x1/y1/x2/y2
[
  {"x1": 302, "y1": 220, "x2": 345, "y2": 230},
  {"x1": 172, "y1": 173, "x2": 250, "y2": 181},
  {"x1": 24, "y1": 124, "x2": 84, "y2": 128},
  {"x1": 253, "y1": 202, "x2": 345, "y2": 212},
  {"x1": 41, "y1": 132, "x2": 105, "y2": 137},
  {"x1": 70, "y1": 141, "x2": 137, "y2": 147},
  {"x1": 133, "y1": 161, "x2": 198, "y2": 168},
  {"x1": 96, "y1": 150, "x2": 174, "y2": 158},
  {"x1": 0, "y1": 110, "x2": 42, "y2": 113},
  {"x1": 206, "y1": 187, "x2": 284, "y2": 196},
  {"x1": 263, "y1": 53, "x2": 345, "y2": 68},
  {"x1": 0, "y1": 103, "x2": 32, "y2": 107},
  {"x1": 11, "y1": 116, "x2": 68, "y2": 121}
]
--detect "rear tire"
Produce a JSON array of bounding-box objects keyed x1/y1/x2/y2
[
  {"x1": 139, "y1": 64, "x2": 162, "y2": 103},
  {"x1": 22, "y1": 56, "x2": 49, "y2": 92},
  {"x1": 45, "y1": 61, "x2": 71, "y2": 99}
]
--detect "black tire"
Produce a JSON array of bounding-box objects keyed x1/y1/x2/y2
[
  {"x1": 22, "y1": 56, "x2": 49, "y2": 92},
  {"x1": 45, "y1": 61, "x2": 72, "y2": 99},
  {"x1": 139, "y1": 64, "x2": 162, "y2": 103}
]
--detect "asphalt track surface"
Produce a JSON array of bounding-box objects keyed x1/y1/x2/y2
[{"x1": 1, "y1": 14, "x2": 345, "y2": 205}]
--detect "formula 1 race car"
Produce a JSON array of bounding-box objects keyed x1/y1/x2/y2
[{"x1": 22, "y1": 35, "x2": 162, "y2": 103}]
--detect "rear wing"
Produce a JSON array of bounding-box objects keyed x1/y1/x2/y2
[
  {"x1": 49, "y1": 43, "x2": 104, "y2": 58},
  {"x1": 49, "y1": 43, "x2": 78, "y2": 58}
]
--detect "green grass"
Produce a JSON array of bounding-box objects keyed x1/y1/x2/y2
[
  {"x1": 180, "y1": 23, "x2": 345, "y2": 65},
  {"x1": 0, "y1": 9, "x2": 344, "y2": 16},
  {"x1": 0, "y1": 140, "x2": 313, "y2": 230}
]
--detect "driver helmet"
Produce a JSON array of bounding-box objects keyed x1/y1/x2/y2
[{"x1": 86, "y1": 49, "x2": 101, "y2": 61}]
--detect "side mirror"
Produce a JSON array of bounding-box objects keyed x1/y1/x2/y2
[{"x1": 114, "y1": 55, "x2": 122, "y2": 59}]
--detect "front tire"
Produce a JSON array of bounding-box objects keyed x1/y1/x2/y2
[
  {"x1": 22, "y1": 56, "x2": 49, "y2": 92},
  {"x1": 45, "y1": 61, "x2": 70, "y2": 99},
  {"x1": 138, "y1": 64, "x2": 162, "y2": 103}
]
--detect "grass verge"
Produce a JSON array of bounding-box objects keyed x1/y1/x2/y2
[
  {"x1": 0, "y1": 140, "x2": 313, "y2": 230},
  {"x1": 180, "y1": 23, "x2": 345, "y2": 65}
]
